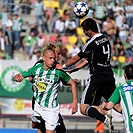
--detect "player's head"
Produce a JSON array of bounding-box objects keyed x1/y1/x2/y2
[
  {"x1": 43, "y1": 42, "x2": 61, "y2": 61},
  {"x1": 42, "y1": 48, "x2": 56, "y2": 69},
  {"x1": 81, "y1": 18, "x2": 100, "y2": 37},
  {"x1": 124, "y1": 64, "x2": 133, "y2": 80}
]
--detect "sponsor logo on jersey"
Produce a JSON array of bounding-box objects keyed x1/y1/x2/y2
[
  {"x1": 123, "y1": 85, "x2": 133, "y2": 92},
  {"x1": 95, "y1": 37, "x2": 108, "y2": 45},
  {"x1": 35, "y1": 77, "x2": 54, "y2": 84},
  {"x1": 36, "y1": 82, "x2": 46, "y2": 92}
]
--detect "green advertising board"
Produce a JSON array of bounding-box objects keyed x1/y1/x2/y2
[{"x1": 0, "y1": 65, "x2": 33, "y2": 99}]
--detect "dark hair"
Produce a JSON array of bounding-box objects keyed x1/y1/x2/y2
[
  {"x1": 81, "y1": 18, "x2": 99, "y2": 32},
  {"x1": 125, "y1": 64, "x2": 133, "y2": 80}
]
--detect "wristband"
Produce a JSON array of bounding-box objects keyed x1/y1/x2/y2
[{"x1": 62, "y1": 64, "x2": 66, "y2": 68}]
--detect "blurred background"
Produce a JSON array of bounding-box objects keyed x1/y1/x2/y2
[{"x1": 0, "y1": 0, "x2": 133, "y2": 132}]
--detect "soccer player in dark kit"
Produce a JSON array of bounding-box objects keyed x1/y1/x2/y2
[{"x1": 56, "y1": 18, "x2": 117, "y2": 131}]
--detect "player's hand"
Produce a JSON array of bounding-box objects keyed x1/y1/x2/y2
[
  {"x1": 73, "y1": 78, "x2": 81, "y2": 85},
  {"x1": 56, "y1": 64, "x2": 63, "y2": 69},
  {"x1": 14, "y1": 74, "x2": 24, "y2": 82},
  {"x1": 66, "y1": 69, "x2": 72, "y2": 74},
  {"x1": 69, "y1": 101, "x2": 78, "y2": 114}
]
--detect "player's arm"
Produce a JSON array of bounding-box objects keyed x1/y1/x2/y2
[
  {"x1": 56, "y1": 54, "x2": 81, "y2": 69},
  {"x1": 58, "y1": 70, "x2": 78, "y2": 114},
  {"x1": 67, "y1": 59, "x2": 88, "y2": 73},
  {"x1": 103, "y1": 87, "x2": 122, "y2": 112},
  {"x1": 67, "y1": 78, "x2": 78, "y2": 114},
  {"x1": 14, "y1": 66, "x2": 36, "y2": 82}
]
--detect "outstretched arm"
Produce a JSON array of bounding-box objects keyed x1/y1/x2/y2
[
  {"x1": 56, "y1": 55, "x2": 81, "y2": 69},
  {"x1": 67, "y1": 59, "x2": 88, "y2": 73},
  {"x1": 67, "y1": 78, "x2": 78, "y2": 114}
]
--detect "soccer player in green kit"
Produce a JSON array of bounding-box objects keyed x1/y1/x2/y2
[
  {"x1": 103, "y1": 63, "x2": 133, "y2": 133},
  {"x1": 14, "y1": 47, "x2": 78, "y2": 133}
]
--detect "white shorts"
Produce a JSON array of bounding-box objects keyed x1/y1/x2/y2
[{"x1": 31, "y1": 101, "x2": 59, "y2": 130}]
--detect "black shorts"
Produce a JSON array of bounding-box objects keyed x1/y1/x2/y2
[{"x1": 80, "y1": 72, "x2": 116, "y2": 106}]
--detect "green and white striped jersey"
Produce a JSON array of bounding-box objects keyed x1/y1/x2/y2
[
  {"x1": 109, "y1": 80, "x2": 133, "y2": 132},
  {"x1": 21, "y1": 63, "x2": 70, "y2": 108}
]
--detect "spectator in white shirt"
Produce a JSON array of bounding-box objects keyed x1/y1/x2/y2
[
  {"x1": 68, "y1": 43, "x2": 80, "y2": 57},
  {"x1": 65, "y1": 17, "x2": 76, "y2": 36},
  {"x1": 55, "y1": 17, "x2": 65, "y2": 35},
  {"x1": 118, "y1": 17, "x2": 129, "y2": 43},
  {"x1": 37, "y1": 33, "x2": 45, "y2": 49},
  {"x1": 0, "y1": 28, "x2": 5, "y2": 52}
]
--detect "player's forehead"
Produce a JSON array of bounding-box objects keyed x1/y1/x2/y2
[{"x1": 45, "y1": 49, "x2": 55, "y2": 56}]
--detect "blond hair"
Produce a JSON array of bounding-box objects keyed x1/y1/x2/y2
[{"x1": 42, "y1": 42, "x2": 61, "y2": 56}]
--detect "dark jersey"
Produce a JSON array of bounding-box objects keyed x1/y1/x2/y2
[{"x1": 78, "y1": 33, "x2": 112, "y2": 74}]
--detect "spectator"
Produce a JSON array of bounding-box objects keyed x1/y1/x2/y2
[
  {"x1": 13, "y1": 1, "x2": 19, "y2": 14},
  {"x1": 55, "y1": 17, "x2": 65, "y2": 35},
  {"x1": 7, "y1": 0, "x2": 14, "y2": 14},
  {"x1": 62, "y1": 9, "x2": 70, "y2": 22},
  {"x1": 30, "y1": 23, "x2": 39, "y2": 37},
  {"x1": 68, "y1": 43, "x2": 80, "y2": 58},
  {"x1": 118, "y1": 17, "x2": 129, "y2": 43},
  {"x1": 31, "y1": 0, "x2": 46, "y2": 32},
  {"x1": 94, "y1": 0, "x2": 107, "y2": 28},
  {"x1": 56, "y1": 34, "x2": 63, "y2": 46},
  {"x1": 86, "y1": 0, "x2": 95, "y2": 18},
  {"x1": 12, "y1": 13, "x2": 24, "y2": 50},
  {"x1": 0, "y1": 28, "x2": 5, "y2": 52},
  {"x1": 60, "y1": 45, "x2": 69, "y2": 64},
  {"x1": 22, "y1": 32, "x2": 37, "y2": 58},
  {"x1": 123, "y1": 37, "x2": 133, "y2": 58},
  {"x1": 108, "y1": 35, "x2": 116, "y2": 56},
  {"x1": 37, "y1": 33, "x2": 45, "y2": 49},
  {"x1": 1, "y1": 6, "x2": 8, "y2": 36},
  {"x1": 5, "y1": 13, "x2": 14, "y2": 58},
  {"x1": 62, "y1": 0, "x2": 72, "y2": 12},
  {"x1": 115, "y1": 10, "x2": 125, "y2": 38},
  {"x1": 129, "y1": 28, "x2": 133, "y2": 49},
  {"x1": 113, "y1": 1, "x2": 124, "y2": 17},
  {"x1": 20, "y1": 0, "x2": 31, "y2": 14},
  {"x1": 103, "y1": 16, "x2": 116, "y2": 42},
  {"x1": 106, "y1": 0, "x2": 115, "y2": 18},
  {"x1": 30, "y1": 46, "x2": 41, "y2": 61},
  {"x1": 49, "y1": 7, "x2": 60, "y2": 33},
  {"x1": 75, "y1": 35, "x2": 84, "y2": 50},
  {"x1": 124, "y1": 0, "x2": 133, "y2": 28},
  {"x1": 114, "y1": 37, "x2": 124, "y2": 57},
  {"x1": 5, "y1": 13, "x2": 13, "y2": 28},
  {"x1": 43, "y1": 9, "x2": 50, "y2": 33},
  {"x1": 65, "y1": 17, "x2": 76, "y2": 36}
]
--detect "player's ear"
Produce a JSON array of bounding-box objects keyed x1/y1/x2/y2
[
  {"x1": 124, "y1": 73, "x2": 127, "y2": 80},
  {"x1": 42, "y1": 56, "x2": 45, "y2": 61}
]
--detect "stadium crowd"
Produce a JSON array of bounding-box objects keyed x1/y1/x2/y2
[{"x1": 0, "y1": 0, "x2": 133, "y2": 69}]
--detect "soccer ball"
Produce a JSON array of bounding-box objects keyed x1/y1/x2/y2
[{"x1": 73, "y1": 2, "x2": 89, "y2": 18}]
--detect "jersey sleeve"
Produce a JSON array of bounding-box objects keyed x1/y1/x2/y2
[
  {"x1": 108, "y1": 87, "x2": 120, "y2": 105},
  {"x1": 21, "y1": 66, "x2": 36, "y2": 78},
  {"x1": 57, "y1": 69, "x2": 71, "y2": 83}
]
